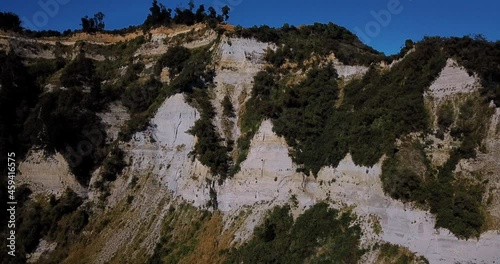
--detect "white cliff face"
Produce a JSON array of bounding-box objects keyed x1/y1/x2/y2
[
  {"x1": 213, "y1": 119, "x2": 500, "y2": 264},
  {"x1": 333, "y1": 62, "x2": 369, "y2": 80},
  {"x1": 217, "y1": 120, "x2": 299, "y2": 212},
  {"x1": 127, "y1": 93, "x2": 211, "y2": 208},
  {"x1": 118, "y1": 50, "x2": 500, "y2": 263},
  {"x1": 212, "y1": 37, "x2": 273, "y2": 141},
  {"x1": 128, "y1": 92, "x2": 500, "y2": 263},
  {"x1": 15, "y1": 33, "x2": 500, "y2": 263},
  {"x1": 325, "y1": 53, "x2": 369, "y2": 80},
  {"x1": 426, "y1": 58, "x2": 480, "y2": 100}
]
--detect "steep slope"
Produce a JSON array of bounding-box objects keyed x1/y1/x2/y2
[{"x1": 2, "y1": 23, "x2": 500, "y2": 264}]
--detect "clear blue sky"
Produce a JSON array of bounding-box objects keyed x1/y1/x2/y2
[{"x1": 1, "y1": 0, "x2": 499, "y2": 55}]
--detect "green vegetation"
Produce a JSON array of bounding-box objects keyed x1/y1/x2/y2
[
  {"x1": 222, "y1": 95, "x2": 235, "y2": 118},
  {"x1": 381, "y1": 148, "x2": 427, "y2": 204},
  {"x1": 26, "y1": 58, "x2": 66, "y2": 86},
  {"x1": 234, "y1": 22, "x2": 385, "y2": 66},
  {"x1": 100, "y1": 146, "x2": 126, "y2": 182},
  {"x1": 122, "y1": 77, "x2": 162, "y2": 113},
  {"x1": 227, "y1": 203, "x2": 364, "y2": 263},
  {"x1": 94, "y1": 146, "x2": 126, "y2": 201},
  {"x1": 437, "y1": 102, "x2": 455, "y2": 131},
  {"x1": 60, "y1": 53, "x2": 100, "y2": 88},
  {"x1": 0, "y1": 52, "x2": 41, "y2": 159},
  {"x1": 23, "y1": 84, "x2": 106, "y2": 185},
  {"x1": 188, "y1": 89, "x2": 231, "y2": 179},
  {"x1": 376, "y1": 243, "x2": 429, "y2": 264},
  {"x1": 0, "y1": 187, "x2": 87, "y2": 264},
  {"x1": 0, "y1": 12, "x2": 22, "y2": 32},
  {"x1": 80, "y1": 12, "x2": 105, "y2": 33},
  {"x1": 21, "y1": 54, "x2": 108, "y2": 185},
  {"x1": 143, "y1": 0, "x2": 230, "y2": 30},
  {"x1": 382, "y1": 96, "x2": 493, "y2": 238},
  {"x1": 238, "y1": 39, "x2": 446, "y2": 175},
  {"x1": 148, "y1": 204, "x2": 212, "y2": 264},
  {"x1": 154, "y1": 45, "x2": 191, "y2": 76}
]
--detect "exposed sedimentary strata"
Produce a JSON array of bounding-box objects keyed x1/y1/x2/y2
[
  {"x1": 127, "y1": 93, "x2": 211, "y2": 208},
  {"x1": 214, "y1": 119, "x2": 500, "y2": 264},
  {"x1": 426, "y1": 58, "x2": 480, "y2": 100},
  {"x1": 18, "y1": 149, "x2": 86, "y2": 197},
  {"x1": 130, "y1": 92, "x2": 500, "y2": 263},
  {"x1": 326, "y1": 53, "x2": 369, "y2": 80},
  {"x1": 98, "y1": 102, "x2": 130, "y2": 143},
  {"x1": 117, "y1": 49, "x2": 500, "y2": 263},
  {"x1": 212, "y1": 37, "x2": 272, "y2": 141}
]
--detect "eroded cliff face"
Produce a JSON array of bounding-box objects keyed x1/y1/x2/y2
[{"x1": 7, "y1": 26, "x2": 500, "y2": 264}]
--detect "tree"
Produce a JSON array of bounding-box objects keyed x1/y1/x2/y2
[
  {"x1": 207, "y1": 7, "x2": 217, "y2": 19},
  {"x1": 173, "y1": 7, "x2": 195, "y2": 26},
  {"x1": 94, "y1": 12, "x2": 105, "y2": 31},
  {"x1": 188, "y1": 0, "x2": 195, "y2": 11},
  {"x1": 221, "y1": 5, "x2": 230, "y2": 22},
  {"x1": 81, "y1": 12, "x2": 105, "y2": 33},
  {"x1": 195, "y1": 4, "x2": 206, "y2": 23},
  {"x1": 143, "y1": 0, "x2": 171, "y2": 29},
  {"x1": 0, "y1": 12, "x2": 22, "y2": 32}
]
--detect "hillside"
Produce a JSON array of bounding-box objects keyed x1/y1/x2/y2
[{"x1": 1, "y1": 18, "x2": 500, "y2": 264}]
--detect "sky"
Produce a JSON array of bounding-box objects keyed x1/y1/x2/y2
[{"x1": 1, "y1": 0, "x2": 499, "y2": 55}]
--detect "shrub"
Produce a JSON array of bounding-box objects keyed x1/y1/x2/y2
[
  {"x1": 437, "y1": 102, "x2": 455, "y2": 131},
  {"x1": 60, "y1": 54, "x2": 99, "y2": 88},
  {"x1": 155, "y1": 46, "x2": 191, "y2": 76},
  {"x1": 122, "y1": 78, "x2": 162, "y2": 113},
  {"x1": 222, "y1": 95, "x2": 235, "y2": 117},
  {"x1": 227, "y1": 203, "x2": 364, "y2": 263},
  {"x1": 0, "y1": 12, "x2": 22, "y2": 32},
  {"x1": 100, "y1": 146, "x2": 126, "y2": 182}
]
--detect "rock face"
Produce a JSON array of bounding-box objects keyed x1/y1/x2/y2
[
  {"x1": 212, "y1": 37, "x2": 272, "y2": 141},
  {"x1": 426, "y1": 58, "x2": 480, "y2": 100},
  {"x1": 18, "y1": 149, "x2": 86, "y2": 197},
  {"x1": 128, "y1": 91, "x2": 500, "y2": 263},
  {"x1": 12, "y1": 32, "x2": 500, "y2": 263},
  {"x1": 76, "y1": 40, "x2": 500, "y2": 263},
  {"x1": 334, "y1": 61, "x2": 369, "y2": 80},
  {"x1": 98, "y1": 102, "x2": 130, "y2": 143},
  {"x1": 128, "y1": 93, "x2": 211, "y2": 208},
  {"x1": 213, "y1": 119, "x2": 500, "y2": 264}
]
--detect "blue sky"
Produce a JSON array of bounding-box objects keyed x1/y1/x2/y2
[{"x1": 1, "y1": 0, "x2": 499, "y2": 55}]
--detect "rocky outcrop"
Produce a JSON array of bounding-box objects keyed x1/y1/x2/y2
[
  {"x1": 18, "y1": 149, "x2": 86, "y2": 197},
  {"x1": 426, "y1": 58, "x2": 480, "y2": 100},
  {"x1": 211, "y1": 37, "x2": 272, "y2": 141}
]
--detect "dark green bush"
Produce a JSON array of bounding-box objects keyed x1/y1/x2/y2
[
  {"x1": 227, "y1": 203, "x2": 364, "y2": 263},
  {"x1": 0, "y1": 12, "x2": 22, "y2": 32},
  {"x1": 60, "y1": 54, "x2": 99, "y2": 88},
  {"x1": 122, "y1": 78, "x2": 161, "y2": 113},
  {"x1": 155, "y1": 45, "x2": 191, "y2": 76},
  {"x1": 100, "y1": 146, "x2": 126, "y2": 182},
  {"x1": 222, "y1": 95, "x2": 235, "y2": 117},
  {"x1": 4, "y1": 189, "x2": 85, "y2": 263},
  {"x1": 381, "y1": 154, "x2": 427, "y2": 204},
  {"x1": 437, "y1": 102, "x2": 455, "y2": 131}
]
